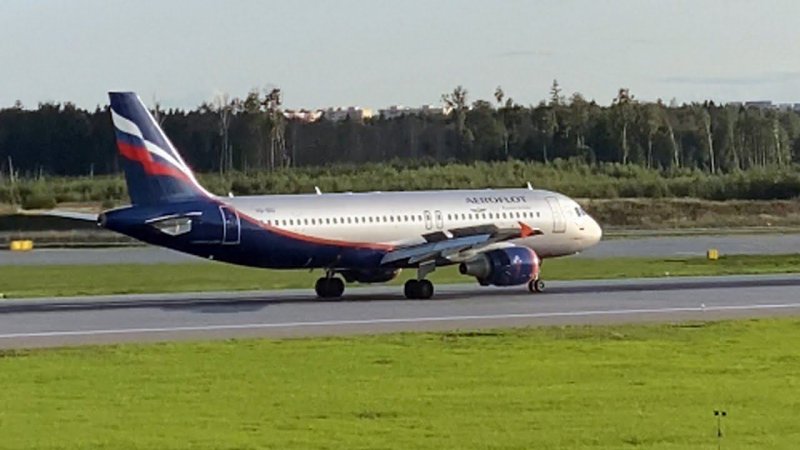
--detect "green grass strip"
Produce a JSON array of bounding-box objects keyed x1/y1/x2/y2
[
  {"x1": 1, "y1": 254, "x2": 799, "y2": 298},
  {"x1": 1, "y1": 318, "x2": 800, "y2": 449}
]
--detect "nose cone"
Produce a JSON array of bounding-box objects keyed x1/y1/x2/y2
[{"x1": 584, "y1": 217, "x2": 603, "y2": 247}]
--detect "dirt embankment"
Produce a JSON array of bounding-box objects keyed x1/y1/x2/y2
[
  {"x1": 582, "y1": 198, "x2": 800, "y2": 229},
  {"x1": 3, "y1": 198, "x2": 800, "y2": 248}
]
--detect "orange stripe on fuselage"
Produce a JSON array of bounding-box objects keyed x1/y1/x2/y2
[{"x1": 233, "y1": 208, "x2": 395, "y2": 251}]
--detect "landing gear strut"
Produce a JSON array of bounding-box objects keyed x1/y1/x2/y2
[
  {"x1": 404, "y1": 279, "x2": 434, "y2": 299},
  {"x1": 528, "y1": 278, "x2": 545, "y2": 293},
  {"x1": 315, "y1": 276, "x2": 344, "y2": 299}
]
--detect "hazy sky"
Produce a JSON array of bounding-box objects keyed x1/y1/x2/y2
[{"x1": 2, "y1": 0, "x2": 800, "y2": 109}]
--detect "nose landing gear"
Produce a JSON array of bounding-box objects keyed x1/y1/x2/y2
[{"x1": 528, "y1": 278, "x2": 545, "y2": 293}]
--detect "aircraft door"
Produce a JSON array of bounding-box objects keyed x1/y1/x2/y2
[
  {"x1": 219, "y1": 205, "x2": 241, "y2": 244},
  {"x1": 545, "y1": 197, "x2": 566, "y2": 234},
  {"x1": 424, "y1": 210, "x2": 433, "y2": 230},
  {"x1": 434, "y1": 210, "x2": 444, "y2": 229}
]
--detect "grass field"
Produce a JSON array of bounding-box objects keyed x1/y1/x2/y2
[
  {"x1": 1, "y1": 319, "x2": 799, "y2": 449},
  {"x1": 1, "y1": 254, "x2": 800, "y2": 298}
]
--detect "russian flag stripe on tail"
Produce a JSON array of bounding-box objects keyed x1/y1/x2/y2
[{"x1": 109, "y1": 92, "x2": 211, "y2": 205}]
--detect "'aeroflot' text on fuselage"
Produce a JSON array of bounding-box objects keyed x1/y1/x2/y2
[{"x1": 465, "y1": 196, "x2": 527, "y2": 204}]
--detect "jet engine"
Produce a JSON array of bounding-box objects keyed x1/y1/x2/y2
[
  {"x1": 459, "y1": 247, "x2": 540, "y2": 286},
  {"x1": 340, "y1": 268, "x2": 401, "y2": 284}
]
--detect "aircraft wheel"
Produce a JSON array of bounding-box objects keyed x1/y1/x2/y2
[
  {"x1": 404, "y1": 279, "x2": 434, "y2": 300},
  {"x1": 403, "y1": 280, "x2": 419, "y2": 299},
  {"x1": 528, "y1": 279, "x2": 545, "y2": 293},
  {"x1": 315, "y1": 277, "x2": 345, "y2": 299},
  {"x1": 418, "y1": 279, "x2": 434, "y2": 299}
]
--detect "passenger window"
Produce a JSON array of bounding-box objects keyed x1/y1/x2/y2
[
  {"x1": 404, "y1": 215, "x2": 409, "y2": 222},
  {"x1": 333, "y1": 218, "x2": 338, "y2": 224},
  {"x1": 537, "y1": 212, "x2": 541, "y2": 218}
]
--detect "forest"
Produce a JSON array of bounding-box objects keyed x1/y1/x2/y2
[{"x1": 1, "y1": 81, "x2": 799, "y2": 179}]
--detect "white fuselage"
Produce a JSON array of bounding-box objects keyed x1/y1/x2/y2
[{"x1": 224, "y1": 188, "x2": 602, "y2": 259}]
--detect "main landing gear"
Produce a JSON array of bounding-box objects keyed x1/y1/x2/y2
[
  {"x1": 315, "y1": 275, "x2": 344, "y2": 299},
  {"x1": 404, "y1": 261, "x2": 436, "y2": 300},
  {"x1": 404, "y1": 279, "x2": 434, "y2": 299}
]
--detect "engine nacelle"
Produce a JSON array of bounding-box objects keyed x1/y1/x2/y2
[
  {"x1": 459, "y1": 247, "x2": 540, "y2": 287},
  {"x1": 340, "y1": 268, "x2": 401, "y2": 284}
]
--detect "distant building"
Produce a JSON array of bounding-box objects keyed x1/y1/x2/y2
[
  {"x1": 282, "y1": 109, "x2": 323, "y2": 123},
  {"x1": 744, "y1": 101, "x2": 773, "y2": 109},
  {"x1": 323, "y1": 107, "x2": 375, "y2": 122},
  {"x1": 379, "y1": 105, "x2": 408, "y2": 119},
  {"x1": 725, "y1": 101, "x2": 800, "y2": 112},
  {"x1": 378, "y1": 104, "x2": 451, "y2": 119}
]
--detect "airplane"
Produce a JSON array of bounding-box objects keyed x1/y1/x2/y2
[{"x1": 67, "y1": 92, "x2": 603, "y2": 299}]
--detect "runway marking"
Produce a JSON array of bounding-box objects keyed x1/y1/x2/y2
[{"x1": 2, "y1": 302, "x2": 800, "y2": 340}]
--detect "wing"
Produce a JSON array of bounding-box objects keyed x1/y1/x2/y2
[{"x1": 381, "y1": 222, "x2": 542, "y2": 266}]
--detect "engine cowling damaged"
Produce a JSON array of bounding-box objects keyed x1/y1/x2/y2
[{"x1": 459, "y1": 247, "x2": 540, "y2": 286}]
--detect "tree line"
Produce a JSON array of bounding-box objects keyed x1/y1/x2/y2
[{"x1": 1, "y1": 81, "x2": 800, "y2": 178}]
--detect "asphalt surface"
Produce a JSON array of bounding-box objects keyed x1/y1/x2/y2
[
  {"x1": 1, "y1": 274, "x2": 800, "y2": 348},
  {"x1": 2, "y1": 233, "x2": 800, "y2": 265}
]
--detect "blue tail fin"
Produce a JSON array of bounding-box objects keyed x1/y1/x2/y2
[{"x1": 109, "y1": 92, "x2": 210, "y2": 205}]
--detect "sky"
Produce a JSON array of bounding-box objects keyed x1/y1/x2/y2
[{"x1": 2, "y1": 0, "x2": 800, "y2": 110}]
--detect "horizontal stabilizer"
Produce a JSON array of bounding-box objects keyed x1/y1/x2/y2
[{"x1": 18, "y1": 209, "x2": 99, "y2": 222}]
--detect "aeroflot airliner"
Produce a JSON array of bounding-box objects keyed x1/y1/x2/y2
[{"x1": 70, "y1": 92, "x2": 602, "y2": 299}]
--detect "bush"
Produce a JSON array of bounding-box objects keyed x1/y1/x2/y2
[
  {"x1": 21, "y1": 191, "x2": 57, "y2": 209},
  {"x1": 3, "y1": 161, "x2": 800, "y2": 205}
]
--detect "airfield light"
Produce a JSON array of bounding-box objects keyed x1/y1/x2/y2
[{"x1": 713, "y1": 410, "x2": 727, "y2": 450}]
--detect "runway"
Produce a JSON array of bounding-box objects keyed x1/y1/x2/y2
[
  {"x1": 2, "y1": 274, "x2": 800, "y2": 349},
  {"x1": 2, "y1": 232, "x2": 800, "y2": 265}
]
